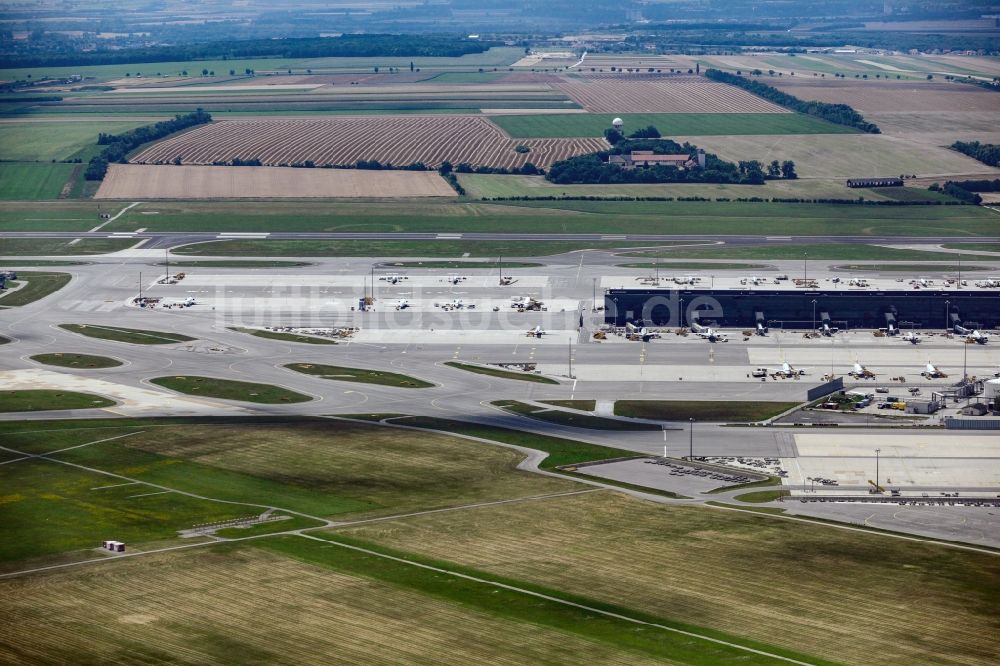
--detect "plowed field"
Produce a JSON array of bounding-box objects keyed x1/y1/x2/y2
[{"x1": 130, "y1": 116, "x2": 606, "y2": 169}]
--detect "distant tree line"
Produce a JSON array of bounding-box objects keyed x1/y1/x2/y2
[
  {"x1": 950, "y1": 141, "x2": 1000, "y2": 167},
  {"x1": 85, "y1": 109, "x2": 212, "y2": 180},
  {"x1": 5, "y1": 34, "x2": 492, "y2": 69},
  {"x1": 481, "y1": 195, "x2": 968, "y2": 206},
  {"x1": 703, "y1": 69, "x2": 880, "y2": 133},
  {"x1": 929, "y1": 178, "x2": 1000, "y2": 205}
]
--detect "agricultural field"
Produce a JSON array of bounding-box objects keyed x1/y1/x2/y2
[
  {"x1": 673, "y1": 133, "x2": 1000, "y2": 179},
  {"x1": 342, "y1": 490, "x2": 1000, "y2": 666},
  {"x1": 96, "y1": 164, "x2": 456, "y2": 199},
  {"x1": 0, "y1": 120, "x2": 150, "y2": 161},
  {"x1": 0, "y1": 164, "x2": 75, "y2": 200},
  {"x1": 768, "y1": 78, "x2": 1000, "y2": 114},
  {"x1": 553, "y1": 76, "x2": 788, "y2": 113},
  {"x1": 0, "y1": 544, "x2": 701, "y2": 666},
  {"x1": 130, "y1": 116, "x2": 607, "y2": 169},
  {"x1": 490, "y1": 112, "x2": 856, "y2": 138}
]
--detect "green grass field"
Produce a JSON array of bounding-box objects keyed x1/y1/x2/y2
[
  {"x1": 444, "y1": 361, "x2": 560, "y2": 384},
  {"x1": 93, "y1": 199, "x2": 1000, "y2": 239},
  {"x1": 0, "y1": 389, "x2": 114, "y2": 412},
  {"x1": 540, "y1": 399, "x2": 597, "y2": 411},
  {"x1": 60, "y1": 323, "x2": 195, "y2": 344},
  {"x1": 942, "y1": 242, "x2": 1000, "y2": 253},
  {"x1": 457, "y1": 173, "x2": 956, "y2": 203},
  {"x1": 618, "y1": 261, "x2": 772, "y2": 269},
  {"x1": 229, "y1": 327, "x2": 339, "y2": 345},
  {"x1": 174, "y1": 239, "x2": 653, "y2": 257},
  {"x1": 614, "y1": 400, "x2": 799, "y2": 422},
  {"x1": 0, "y1": 459, "x2": 248, "y2": 563},
  {"x1": 0, "y1": 271, "x2": 71, "y2": 306},
  {"x1": 30, "y1": 353, "x2": 122, "y2": 369},
  {"x1": 494, "y1": 400, "x2": 661, "y2": 431},
  {"x1": 489, "y1": 112, "x2": 857, "y2": 138},
  {"x1": 0, "y1": 417, "x2": 573, "y2": 524},
  {"x1": 0, "y1": 121, "x2": 149, "y2": 161},
  {"x1": 383, "y1": 260, "x2": 541, "y2": 269},
  {"x1": 150, "y1": 376, "x2": 312, "y2": 404},
  {"x1": 388, "y1": 416, "x2": 637, "y2": 469},
  {"x1": 285, "y1": 363, "x2": 433, "y2": 388},
  {"x1": 0, "y1": 163, "x2": 74, "y2": 200},
  {"x1": 834, "y1": 263, "x2": 993, "y2": 272},
  {"x1": 0, "y1": 238, "x2": 137, "y2": 255},
  {"x1": 162, "y1": 260, "x2": 312, "y2": 268}
]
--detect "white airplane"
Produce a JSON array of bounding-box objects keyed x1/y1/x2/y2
[
  {"x1": 394, "y1": 298, "x2": 409, "y2": 310},
  {"x1": 692, "y1": 322, "x2": 726, "y2": 342},
  {"x1": 446, "y1": 274, "x2": 467, "y2": 285},
  {"x1": 922, "y1": 362, "x2": 947, "y2": 379},
  {"x1": 527, "y1": 325, "x2": 545, "y2": 338},
  {"x1": 381, "y1": 273, "x2": 406, "y2": 285},
  {"x1": 967, "y1": 330, "x2": 990, "y2": 344},
  {"x1": 849, "y1": 361, "x2": 875, "y2": 379},
  {"x1": 183, "y1": 296, "x2": 196, "y2": 307},
  {"x1": 776, "y1": 361, "x2": 807, "y2": 378},
  {"x1": 902, "y1": 332, "x2": 921, "y2": 344}
]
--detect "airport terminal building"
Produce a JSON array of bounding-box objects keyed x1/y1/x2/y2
[{"x1": 604, "y1": 278, "x2": 1000, "y2": 331}]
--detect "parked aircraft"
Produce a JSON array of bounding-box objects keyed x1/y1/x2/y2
[
  {"x1": 849, "y1": 361, "x2": 875, "y2": 379},
  {"x1": 902, "y1": 332, "x2": 921, "y2": 344},
  {"x1": 967, "y1": 329, "x2": 990, "y2": 344},
  {"x1": 921, "y1": 362, "x2": 947, "y2": 379}
]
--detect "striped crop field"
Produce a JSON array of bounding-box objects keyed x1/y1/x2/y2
[{"x1": 130, "y1": 116, "x2": 607, "y2": 169}]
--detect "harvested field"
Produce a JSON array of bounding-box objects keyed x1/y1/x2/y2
[
  {"x1": 0, "y1": 546, "x2": 669, "y2": 665},
  {"x1": 554, "y1": 76, "x2": 787, "y2": 113},
  {"x1": 769, "y1": 78, "x2": 1000, "y2": 114},
  {"x1": 674, "y1": 133, "x2": 1000, "y2": 179},
  {"x1": 130, "y1": 116, "x2": 607, "y2": 170},
  {"x1": 343, "y1": 491, "x2": 1000, "y2": 666},
  {"x1": 95, "y1": 165, "x2": 456, "y2": 199}
]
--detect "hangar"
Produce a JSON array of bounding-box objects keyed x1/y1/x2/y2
[{"x1": 604, "y1": 280, "x2": 1000, "y2": 330}]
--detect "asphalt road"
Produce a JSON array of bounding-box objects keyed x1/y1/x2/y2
[{"x1": 4, "y1": 230, "x2": 1000, "y2": 250}]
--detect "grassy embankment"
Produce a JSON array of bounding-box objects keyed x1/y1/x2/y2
[
  {"x1": 0, "y1": 390, "x2": 114, "y2": 412},
  {"x1": 0, "y1": 271, "x2": 71, "y2": 306},
  {"x1": 229, "y1": 327, "x2": 338, "y2": 345},
  {"x1": 444, "y1": 361, "x2": 559, "y2": 384},
  {"x1": 150, "y1": 376, "x2": 312, "y2": 404},
  {"x1": 30, "y1": 353, "x2": 122, "y2": 369},
  {"x1": 614, "y1": 400, "x2": 799, "y2": 422},
  {"x1": 60, "y1": 324, "x2": 195, "y2": 344},
  {"x1": 285, "y1": 363, "x2": 433, "y2": 388},
  {"x1": 493, "y1": 400, "x2": 661, "y2": 431}
]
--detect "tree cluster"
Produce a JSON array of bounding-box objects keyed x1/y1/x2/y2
[
  {"x1": 546, "y1": 134, "x2": 793, "y2": 186},
  {"x1": 703, "y1": 69, "x2": 880, "y2": 133},
  {"x1": 950, "y1": 141, "x2": 1000, "y2": 167},
  {"x1": 86, "y1": 109, "x2": 212, "y2": 180}
]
